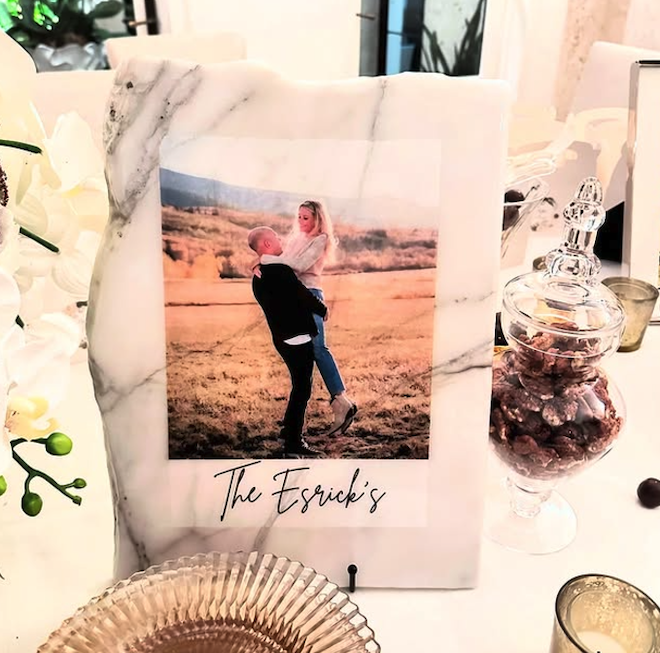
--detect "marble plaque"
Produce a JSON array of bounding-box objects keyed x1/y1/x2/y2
[{"x1": 89, "y1": 57, "x2": 509, "y2": 588}]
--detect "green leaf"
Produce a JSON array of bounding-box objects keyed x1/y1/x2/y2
[
  {"x1": 32, "y1": 0, "x2": 61, "y2": 28},
  {"x1": 0, "y1": 3, "x2": 17, "y2": 31},
  {"x1": 7, "y1": 0, "x2": 27, "y2": 19},
  {"x1": 88, "y1": 0, "x2": 123, "y2": 20}
]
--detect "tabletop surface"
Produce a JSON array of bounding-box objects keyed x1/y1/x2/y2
[{"x1": 1, "y1": 249, "x2": 659, "y2": 652}]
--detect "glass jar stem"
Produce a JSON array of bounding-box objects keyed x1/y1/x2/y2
[{"x1": 507, "y1": 478, "x2": 551, "y2": 518}]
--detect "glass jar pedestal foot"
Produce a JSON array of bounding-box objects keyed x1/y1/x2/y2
[{"x1": 484, "y1": 476, "x2": 577, "y2": 554}]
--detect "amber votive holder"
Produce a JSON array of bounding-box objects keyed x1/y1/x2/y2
[
  {"x1": 602, "y1": 277, "x2": 659, "y2": 352},
  {"x1": 550, "y1": 575, "x2": 660, "y2": 653}
]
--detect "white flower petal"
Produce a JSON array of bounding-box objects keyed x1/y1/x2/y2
[
  {"x1": 26, "y1": 312, "x2": 81, "y2": 358},
  {"x1": 14, "y1": 172, "x2": 78, "y2": 248},
  {"x1": 67, "y1": 186, "x2": 109, "y2": 233},
  {"x1": 0, "y1": 32, "x2": 54, "y2": 206},
  {"x1": 51, "y1": 249, "x2": 93, "y2": 300},
  {"x1": 0, "y1": 206, "x2": 13, "y2": 254},
  {"x1": 0, "y1": 324, "x2": 26, "y2": 356},
  {"x1": 0, "y1": 326, "x2": 25, "y2": 388},
  {"x1": 75, "y1": 230, "x2": 102, "y2": 258},
  {"x1": 46, "y1": 113, "x2": 104, "y2": 191},
  {"x1": 6, "y1": 339, "x2": 70, "y2": 407},
  {"x1": 36, "y1": 276, "x2": 74, "y2": 315},
  {"x1": 17, "y1": 276, "x2": 48, "y2": 323},
  {"x1": 13, "y1": 268, "x2": 33, "y2": 294},
  {"x1": 0, "y1": 267, "x2": 20, "y2": 334},
  {"x1": 0, "y1": 207, "x2": 21, "y2": 278},
  {"x1": 12, "y1": 188, "x2": 49, "y2": 234},
  {"x1": 40, "y1": 190, "x2": 78, "y2": 245},
  {"x1": 14, "y1": 136, "x2": 61, "y2": 205},
  {"x1": 17, "y1": 237, "x2": 59, "y2": 277},
  {"x1": 12, "y1": 356, "x2": 69, "y2": 409},
  {"x1": 0, "y1": 427, "x2": 11, "y2": 475}
]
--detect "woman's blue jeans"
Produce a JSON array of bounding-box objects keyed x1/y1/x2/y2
[{"x1": 309, "y1": 288, "x2": 346, "y2": 397}]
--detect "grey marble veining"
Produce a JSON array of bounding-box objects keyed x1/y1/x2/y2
[{"x1": 88, "y1": 57, "x2": 509, "y2": 588}]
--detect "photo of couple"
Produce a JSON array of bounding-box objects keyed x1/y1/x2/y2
[
  {"x1": 161, "y1": 166, "x2": 437, "y2": 460},
  {"x1": 248, "y1": 201, "x2": 357, "y2": 457}
]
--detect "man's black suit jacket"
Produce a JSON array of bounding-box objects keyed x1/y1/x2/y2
[{"x1": 252, "y1": 263, "x2": 327, "y2": 343}]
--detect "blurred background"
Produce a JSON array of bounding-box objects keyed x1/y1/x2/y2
[{"x1": 0, "y1": 0, "x2": 486, "y2": 75}]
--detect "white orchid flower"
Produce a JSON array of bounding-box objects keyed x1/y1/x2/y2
[
  {"x1": 2, "y1": 33, "x2": 108, "y2": 311},
  {"x1": 3, "y1": 316, "x2": 79, "y2": 410},
  {"x1": 13, "y1": 112, "x2": 107, "y2": 235},
  {"x1": 5, "y1": 110, "x2": 108, "y2": 307},
  {"x1": 0, "y1": 327, "x2": 78, "y2": 442},
  {"x1": 0, "y1": 266, "x2": 80, "y2": 440},
  {"x1": 3, "y1": 136, "x2": 107, "y2": 310},
  {"x1": 51, "y1": 230, "x2": 102, "y2": 301},
  {"x1": 46, "y1": 112, "x2": 105, "y2": 191},
  {"x1": 0, "y1": 32, "x2": 59, "y2": 204},
  {"x1": 0, "y1": 34, "x2": 90, "y2": 515},
  {"x1": 1, "y1": 324, "x2": 75, "y2": 442}
]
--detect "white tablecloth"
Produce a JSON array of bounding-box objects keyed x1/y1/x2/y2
[{"x1": 1, "y1": 299, "x2": 659, "y2": 652}]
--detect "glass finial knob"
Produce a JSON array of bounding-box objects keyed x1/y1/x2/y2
[
  {"x1": 562, "y1": 177, "x2": 606, "y2": 231},
  {"x1": 545, "y1": 177, "x2": 606, "y2": 283}
]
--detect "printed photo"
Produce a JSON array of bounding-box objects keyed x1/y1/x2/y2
[{"x1": 162, "y1": 167, "x2": 437, "y2": 460}]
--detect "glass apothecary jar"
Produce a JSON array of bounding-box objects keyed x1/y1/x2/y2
[{"x1": 486, "y1": 177, "x2": 626, "y2": 554}]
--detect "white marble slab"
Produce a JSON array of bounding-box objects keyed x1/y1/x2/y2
[{"x1": 88, "y1": 58, "x2": 509, "y2": 588}]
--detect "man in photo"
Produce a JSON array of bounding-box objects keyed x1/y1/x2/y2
[{"x1": 248, "y1": 226, "x2": 328, "y2": 458}]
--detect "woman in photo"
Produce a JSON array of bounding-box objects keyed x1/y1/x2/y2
[{"x1": 261, "y1": 200, "x2": 357, "y2": 436}]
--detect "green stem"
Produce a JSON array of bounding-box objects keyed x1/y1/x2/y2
[
  {"x1": 15, "y1": 315, "x2": 24, "y2": 329},
  {"x1": 0, "y1": 139, "x2": 42, "y2": 155},
  {"x1": 10, "y1": 440, "x2": 81, "y2": 505},
  {"x1": 18, "y1": 227, "x2": 59, "y2": 253}
]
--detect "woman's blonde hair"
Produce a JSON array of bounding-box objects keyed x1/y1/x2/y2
[{"x1": 295, "y1": 199, "x2": 336, "y2": 263}]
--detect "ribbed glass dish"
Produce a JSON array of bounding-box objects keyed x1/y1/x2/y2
[{"x1": 38, "y1": 552, "x2": 381, "y2": 653}]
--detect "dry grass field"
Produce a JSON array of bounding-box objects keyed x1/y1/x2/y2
[
  {"x1": 166, "y1": 269, "x2": 435, "y2": 459},
  {"x1": 162, "y1": 203, "x2": 437, "y2": 460}
]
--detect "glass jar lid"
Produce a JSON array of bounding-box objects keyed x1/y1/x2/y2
[{"x1": 503, "y1": 177, "x2": 625, "y2": 349}]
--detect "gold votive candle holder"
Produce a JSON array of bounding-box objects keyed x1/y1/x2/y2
[
  {"x1": 550, "y1": 575, "x2": 660, "y2": 653},
  {"x1": 602, "y1": 277, "x2": 659, "y2": 352}
]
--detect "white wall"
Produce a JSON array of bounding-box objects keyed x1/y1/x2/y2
[
  {"x1": 480, "y1": 0, "x2": 569, "y2": 106},
  {"x1": 624, "y1": 0, "x2": 660, "y2": 51},
  {"x1": 152, "y1": 0, "x2": 361, "y2": 80}
]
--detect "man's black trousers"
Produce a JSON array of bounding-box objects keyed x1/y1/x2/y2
[{"x1": 274, "y1": 339, "x2": 314, "y2": 442}]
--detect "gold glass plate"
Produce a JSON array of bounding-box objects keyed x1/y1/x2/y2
[{"x1": 38, "y1": 552, "x2": 381, "y2": 653}]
